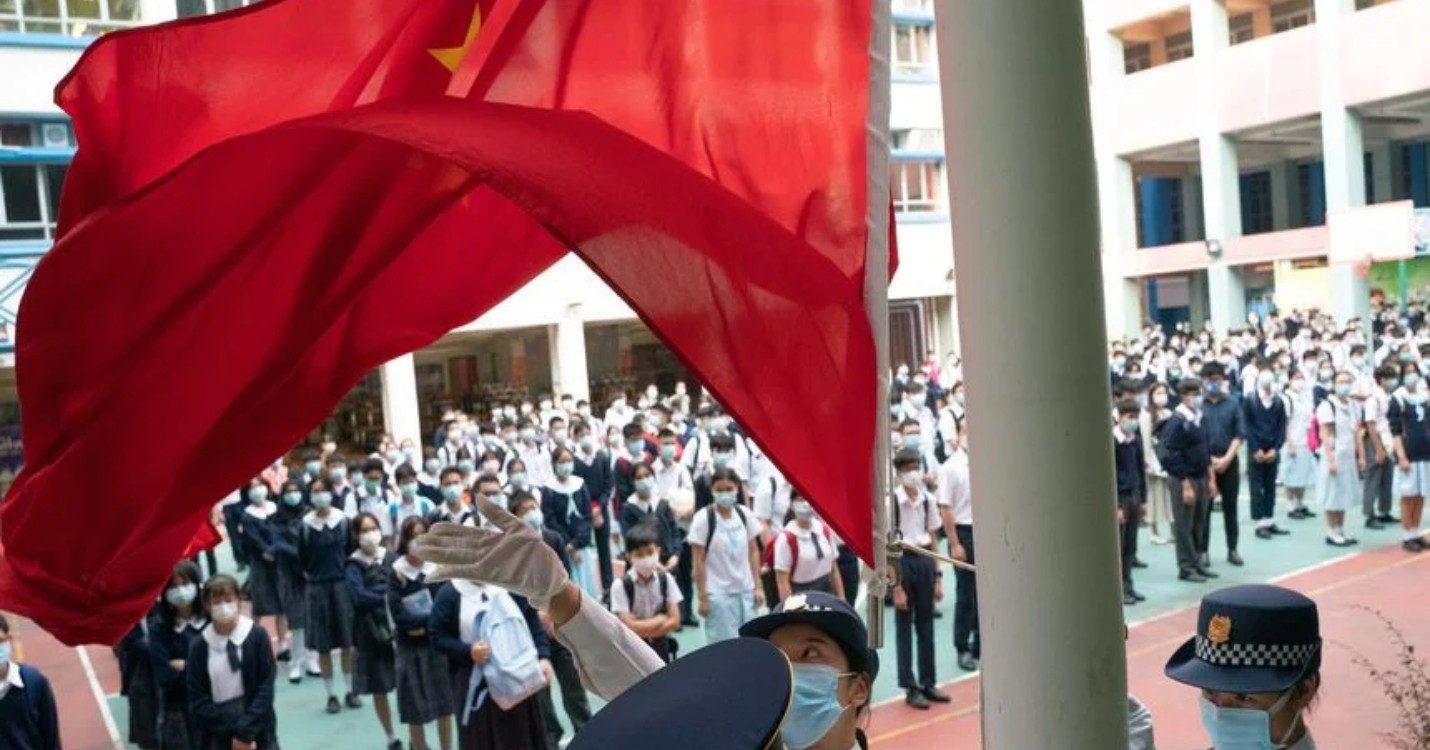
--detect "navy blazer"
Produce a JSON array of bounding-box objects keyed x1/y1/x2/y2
[
  {"x1": 428, "y1": 583, "x2": 550, "y2": 676},
  {"x1": 0, "y1": 664, "x2": 60, "y2": 750},
  {"x1": 186, "y1": 622, "x2": 277, "y2": 746}
]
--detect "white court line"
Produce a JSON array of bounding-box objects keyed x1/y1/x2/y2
[
  {"x1": 76, "y1": 644, "x2": 126, "y2": 750},
  {"x1": 870, "y1": 550, "x2": 1363, "y2": 710}
]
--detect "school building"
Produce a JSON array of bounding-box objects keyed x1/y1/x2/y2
[
  {"x1": 0, "y1": 0, "x2": 960, "y2": 449},
  {"x1": 1084, "y1": 0, "x2": 1430, "y2": 338}
]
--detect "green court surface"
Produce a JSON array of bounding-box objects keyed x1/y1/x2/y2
[{"x1": 105, "y1": 489, "x2": 1414, "y2": 749}]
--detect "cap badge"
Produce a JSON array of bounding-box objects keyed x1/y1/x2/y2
[
  {"x1": 1207, "y1": 615, "x2": 1232, "y2": 646},
  {"x1": 784, "y1": 594, "x2": 808, "y2": 612}
]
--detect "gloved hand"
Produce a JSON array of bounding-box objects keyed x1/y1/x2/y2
[{"x1": 419, "y1": 496, "x2": 570, "y2": 608}]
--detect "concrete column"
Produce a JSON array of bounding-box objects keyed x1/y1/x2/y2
[
  {"x1": 379, "y1": 354, "x2": 422, "y2": 444},
  {"x1": 938, "y1": 1, "x2": 1128, "y2": 747},
  {"x1": 1181, "y1": 174, "x2": 1204, "y2": 240},
  {"x1": 1316, "y1": 0, "x2": 1371, "y2": 326},
  {"x1": 1369, "y1": 142, "x2": 1394, "y2": 205},
  {"x1": 1086, "y1": 19, "x2": 1144, "y2": 340},
  {"x1": 551, "y1": 306, "x2": 591, "y2": 401},
  {"x1": 1193, "y1": 0, "x2": 1246, "y2": 335},
  {"x1": 1189, "y1": 272, "x2": 1211, "y2": 328},
  {"x1": 1268, "y1": 161, "x2": 1293, "y2": 230}
]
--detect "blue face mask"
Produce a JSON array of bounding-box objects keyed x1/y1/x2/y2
[
  {"x1": 780, "y1": 664, "x2": 854, "y2": 749},
  {"x1": 1199, "y1": 692, "x2": 1299, "y2": 750}
]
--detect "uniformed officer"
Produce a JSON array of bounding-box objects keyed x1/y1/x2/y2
[
  {"x1": 1164, "y1": 584, "x2": 1323, "y2": 750},
  {"x1": 418, "y1": 497, "x2": 880, "y2": 750}
]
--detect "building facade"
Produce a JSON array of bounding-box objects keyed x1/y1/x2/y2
[
  {"x1": 1084, "y1": 0, "x2": 1430, "y2": 338},
  {"x1": 0, "y1": 0, "x2": 960, "y2": 447}
]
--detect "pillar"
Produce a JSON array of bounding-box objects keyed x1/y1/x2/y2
[
  {"x1": 1269, "y1": 161, "x2": 1293, "y2": 230},
  {"x1": 1181, "y1": 174, "x2": 1204, "y2": 241},
  {"x1": 1369, "y1": 143, "x2": 1393, "y2": 205},
  {"x1": 1317, "y1": 0, "x2": 1371, "y2": 326},
  {"x1": 379, "y1": 354, "x2": 422, "y2": 445},
  {"x1": 937, "y1": 1, "x2": 1128, "y2": 747},
  {"x1": 1086, "y1": 20, "x2": 1144, "y2": 340},
  {"x1": 1193, "y1": 0, "x2": 1246, "y2": 335},
  {"x1": 550, "y1": 305, "x2": 591, "y2": 402}
]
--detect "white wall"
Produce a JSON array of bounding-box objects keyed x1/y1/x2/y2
[{"x1": 0, "y1": 47, "x2": 84, "y2": 115}]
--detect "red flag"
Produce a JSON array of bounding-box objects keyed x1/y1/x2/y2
[{"x1": 0, "y1": 0, "x2": 877, "y2": 645}]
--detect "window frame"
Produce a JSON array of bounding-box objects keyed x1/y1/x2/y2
[
  {"x1": 891, "y1": 21, "x2": 937, "y2": 79},
  {"x1": 1270, "y1": 0, "x2": 1315, "y2": 33},
  {"x1": 0, "y1": 163, "x2": 62, "y2": 241},
  {"x1": 1165, "y1": 30, "x2": 1194, "y2": 62},
  {"x1": 1123, "y1": 42, "x2": 1152, "y2": 74},
  {"x1": 2, "y1": 0, "x2": 141, "y2": 35},
  {"x1": 890, "y1": 158, "x2": 946, "y2": 214}
]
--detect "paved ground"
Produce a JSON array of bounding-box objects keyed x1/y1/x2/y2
[{"x1": 12, "y1": 494, "x2": 1429, "y2": 750}]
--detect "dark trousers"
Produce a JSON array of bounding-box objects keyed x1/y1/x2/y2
[
  {"x1": 676, "y1": 543, "x2": 695, "y2": 622},
  {"x1": 594, "y1": 518, "x2": 614, "y2": 592},
  {"x1": 1203, "y1": 457, "x2": 1240, "y2": 554},
  {"x1": 1247, "y1": 457, "x2": 1280, "y2": 522},
  {"x1": 1118, "y1": 493, "x2": 1140, "y2": 586},
  {"x1": 952, "y1": 525, "x2": 979, "y2": 658},
  {"x1": 895, "y1": 553, "x2": 937, "y2": 690},
  {"x1": 836, "y1": 545, "x2": 860, "y2": 607},
  {"x1": 191, "y1": 548, "x2": 218, "y2": 579},
  {"x1": 536, "y1": 640, "x2": 590, "y2": 748},
  {"x1": 222, "y1": 503, "x2": 249, "y2": 567},
  {"x1": 1362, "y1": 457, "x2": 1393, "y2": 519},
  {"x1": 1172, "y1": 476, "x2": 1210, "y2": 574}
]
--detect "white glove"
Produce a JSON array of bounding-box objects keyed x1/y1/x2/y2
[{"x1": 419, "y1": 497, "x2": 569, "y2": 608}]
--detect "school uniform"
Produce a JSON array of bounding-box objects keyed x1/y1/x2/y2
[
  {"x1": 573, "y1": 447, "x2": 616, "y2": 590},
  {"x1": 299, "y1": 510, "x2": 355, "y2": 653},
  {"x1": 1388, "y1": 387, "x2": 1430, "y2": 499},
  {"x1": 186, "y1": 617, "x2": 278, "y2": 750},
  {"x1": 771, "y1": 519, "x2": 838, "y2": 595},
  {"x1": 437, "y1": 441, "x2": 476, "y2": 471},
  {"x1": 219, "y1": 490, "x2": 249, "y2": 569},
  {"x1": 429, "y1": 582, "x2": 548, "y2": 750},
  {"x1": 1314, "y1": 396, "x2": 1363, "y2": 513},
  {"x1": 1141, "y1": 408, "x2": 1175, "y2": 539},
  {"x1": 609, "y1": 568, "x2": 683, "y2": 663},
  {"x1": 619, "y1": 492, "x2": 687, "y2": 620},
  {"x1": 1113, "y1": 426, "x2": 1147, "y2": 593},
  {"x1": 117, "y1": 615, "x2": 163, "y2": 749},
  {"x1": 892, "y1": 485, "x2": 942, "y2": 691},
  {"x1": 1280, "y1": 388, "x2": 1317, "y2": 490},
  {"x1": 389, "y1": 497, "x2": 436, "y2": 540},
  {"x1": 0, "y1": 661, "x2": 61, "y2": 750},
  {"x1": 516, "y1": 442, "x2": 555, "y2": 487},
  {"x1": 154, "y1": 613, "x2": 208, "y2": 750},
  {"x1": 240, "y1": 501, "x2": 283, "y2": 617},
  {"x1": 1362, "y1": 385, "x2": 1397, "y2": 522},
  {"x1": 426, "y1": 500, "x2": 474, "y2": 527},
  {"x1": 270, "y1": 501, "x2": 308, "y2": 631},
  {"x1": 688, "y1": 504, "x2": 762, "y2": 643},
  {"x1": 353, "y1": 485, "x2": 400, "y2": 537},
  {"x1": 345, "y1": 547, "x2": 397, "y2": 696},
  {"x1": 935, "y1": 448, "x2": 978, "y2": 660},
  {"x1": 387, "y1": 557, "x2": 456, "y2": 725},
  {"x1": 1243, "y1": 391, "x2": 1289, "y2": 531},
  {"x1": 540, "y1": 477, "x2": 598, "y2": 598},
  {"x1": 1201, "y1": 394, "x2": 1245, "y2": 557},
  {"x1": 1160, "y1": 404, "x2": 1213, "y2": 577},
  {"x1": 530, "y1": 524, "x2": 590, "y2": 746}
]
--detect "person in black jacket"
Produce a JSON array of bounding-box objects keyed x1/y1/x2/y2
[
  {"x1": 387, "y1": 517, "x2": 456, "y2": 750},
  {"x1": 186, "y1": 575, "x2": 278, "y2": 750},
  {"x1": 153, "y1": 560, "x2": 208, "y2": 750},
  {"x1": 0, "y1": 612, "x2": 61, "y2": 750},
  {"x1": 1199, "y1": 362, "x2": 1246, "y2": 568},
  {"x1": 1159, "y1": 377, "x2": 1220, "y2": 583},
  {"x1": 1113, "y1": 399, "x2": 1148, "y2": 606},
  {"x1": 1244, "y1": 370, "x2": 1290, "y2": 540},
  {"x1": 117, "y1": 606, "x2": 163, "y2": 750},
  {"x1": 570, "y1": 420, "x2": 616, "y2": 591},
  {"x1": 346, "y1": 513, "x2": 400, "y2": 750}
]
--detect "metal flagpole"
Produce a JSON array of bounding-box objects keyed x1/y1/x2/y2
[{"x1": 863, "y1": 0, "x2": 894, "y2": 649}]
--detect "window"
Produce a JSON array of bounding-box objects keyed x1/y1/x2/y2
[
  {"x1": 0, "y1": 164, "x2": 62, "y2": 241},
  {"x1": 892, "y1": 0, "x2": 934, "y2": 13},
  {"x1": 892, "y1": 23, "x2": 936, "y2": 77},
  {"x1": 176, "y1": 0, "x2": 257, "y2": 18},
  {"x1": 1167, "y1": 179, "x2": 1185, "y2": 242},
  {"x1": 1165, "y1": 30, "x2": 1194, "y2": 61},
  {"x1": 891, "y1": 128, "x2": 943, "y2": 152},
  {"x1": 1271, "y1": 0, "x2": 1315, "y2": 32},
  {"x1": 1228, "y1": 13, "x2": 1256, "y2": 44},
  {"x1": 2, "y1": 0, "x2": 140, "y2": 34},
  {"x1": 1241, "y1": 171, "x2": 1273, "y2": 234},
  {"x1": 1124, "y1": 42, "x2": 1151, "y2": 74},
  {"x1": 890, "y1": 159, "x2": 945, "y2": 213},
  {"x1": 0, "y1": 120, "x2": 74, "y2": 148}
]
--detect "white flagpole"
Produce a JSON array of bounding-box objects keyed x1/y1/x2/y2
[{"x1": 863, "y1": 0, "x2": 893, "y2": 648}]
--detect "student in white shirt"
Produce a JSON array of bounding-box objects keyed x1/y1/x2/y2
[
  {"x1": 1361, "y1": 364, "x2": 1400, "y2": 529},
  {"x1": 892, "y1": 448, "x2": 948, "y2": 710},
  {"x1": 771, "y1": 499, "x2": 844, "y2": 602},
  {"x1": 609, "y1": 524, "x2": 682, "y2": 663},
  {"x1": 651, "y1": 428, "x2": 695, "y2": 508},
  {"x1": 356, "y1": 459, "x2": 400, "y2": 537},
  {"x1": 688, "y1": 468, "x2": 764, "y2": 644},
  {"x1": 752, "y1": 467, "x2": 795, "y2": 544},
  {"x1": 187, "y1": 575, "x2": 279, "y2": 750},
  {"x1": 937, "y1": 418, "x2": 979, "y2": 672},
  {"x1": 1316, "y1": 370, "x2": 1367, "y2": 546}
]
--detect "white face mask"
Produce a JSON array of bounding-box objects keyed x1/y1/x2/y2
[
  {"x1": 899, "y1": 471, "x2": 921, "y2": 489},
  {"x1": 211, "y1": 601, "x2": 239, "y2": 624},
  {"x1": 359, "y1": 530, "x2": 382, "y2": 551}
]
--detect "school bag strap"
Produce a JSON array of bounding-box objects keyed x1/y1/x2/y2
[
  {"x1": 703, "y1": 504, "x2": 747, "y2": 548},
  {"x1": 620, "y1": 570, "x2": 669, "y2": 615}
]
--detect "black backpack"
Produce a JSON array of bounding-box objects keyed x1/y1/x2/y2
[
  {"x1": 702, "y1": 504, "x2": 749, "y2": 548},
  {"x1": 620, "y1": 570, "x2": 670, "y2": 616}
]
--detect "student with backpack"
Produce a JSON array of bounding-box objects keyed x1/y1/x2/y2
[
  {"x1": 688, "y1": 468, "x2": 764, "y2": 644},
  {"x1": 769, "y1": 498, "x2": 844, "y2": 602},
  {"x1": 1388, "y1": 361, "x2": 1430, "y2": 552},
  {"x1": 609, "y1": 523, "x2": 683, "y2": 663}
]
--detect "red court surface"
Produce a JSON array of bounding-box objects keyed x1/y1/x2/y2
[
  {"x1": 866, "y1": 546, "x2": 1430, "y2": 749},
  {"x1": 15, "y1": 544, "x2": 1429, "y2": 749}
]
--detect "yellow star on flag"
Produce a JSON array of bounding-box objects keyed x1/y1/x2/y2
[{"x1": 429, "y1": 5, "x2": 484, "y2": 74}]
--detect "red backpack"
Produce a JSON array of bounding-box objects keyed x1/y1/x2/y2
[{"x1": 761, "y1": 526, "x2": 834, "y2": 576}]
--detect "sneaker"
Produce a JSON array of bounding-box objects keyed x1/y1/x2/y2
[
  {"x1": 1149, "y1": 534, "x2": 1171, "y2": 546},
  {"x1": 288, "y1": 664, "x2": 302, "y2": 685},
  {"x1": 326, "y1": 696, "x2": 341, "y2": 715},
  {"x1": 905, "y1": 688, "x2": 931, "y2": 710},
  {"x1": 345, "y1": 692, "x2": 363, "y2": 709}
]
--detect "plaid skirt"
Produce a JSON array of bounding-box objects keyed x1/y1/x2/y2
[
  {"x1": 275, "y1": 561, "x2": 307, "y2": 629},
  {"x1": 305, "y1": 580, "x2": 354, "y2": 653},
  {"x1": 395, "y1": 640, "x2": 456, "y2": 724},
  {"x1": 246, "y1": 560, "x2": 281, "y2": 617},
  {"x1": 353, "y1": 642, "x2": 397, "y2": 696}
]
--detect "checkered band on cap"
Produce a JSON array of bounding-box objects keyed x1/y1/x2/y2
[{"x1": 1194, "y1": 637, "x2": 1318, "y2": 668}]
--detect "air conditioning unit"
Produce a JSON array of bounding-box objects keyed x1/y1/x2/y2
[{"x1": 40, "y1": 123, "x2": 70, "y2": 148}]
